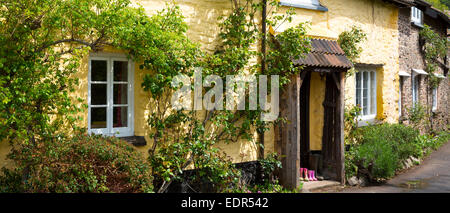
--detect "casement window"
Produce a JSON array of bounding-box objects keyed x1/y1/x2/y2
[
  {"x1": 412, "y1": 75, "x2": 420, "y2": 105},
  {"x1": 399, "y1": 77, "x2": 403, "y2": 117},
  {"x1": 355, "y1": 69, "x2": 377, "y2": 120},
  {"x1": 279, "y1": 0, "x2": 328, "y2": 11},
  {"x1": 88, "y1": 54, "x2": 134, "y2": 137},
  {"x1": 432, "y1": 87, "x2": 437, "y2": 111},
  {"x1": 411, "y1": 7, "x2": 423, "y2": 26},
  {"x1": 398, "y1": 71, "x2": 411, "y2": 117}
]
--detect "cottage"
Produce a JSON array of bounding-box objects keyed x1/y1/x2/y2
[
  {"x1": 0, "y1": 0, "x2": 448, "y2": 191},
  {"x1": 397, "y1": 0, "x2": 449, "y2": 132}
]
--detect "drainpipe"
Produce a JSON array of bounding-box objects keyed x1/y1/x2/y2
[{"x1": 258, "y1": 0, "x2": 267, "y2": 160}]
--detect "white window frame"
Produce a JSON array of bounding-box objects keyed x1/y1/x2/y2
[
  {"x1": 355, "y1": 69, "x2": 377, "y2": 123},
  {"x1": 399, "y1": 77, "x2": 403, "y2": 117},
  {"x1": 412, "y1": 74, "x2": 420, "y2": 105},
  {"x1": 279, "y1": 0, "x2": 327, "y2": 11},
  {"x1": 411, "y1": 7, "x2": 423, "y2": 27},
  {"x1": 88, "y1": 53, "x2": 134, "y2": 137},
  {"x1": 432, "y1": 87, "x2": 437, "y2": 112}
]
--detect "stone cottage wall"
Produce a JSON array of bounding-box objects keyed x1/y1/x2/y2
[{"x1": 398, "y1": 7, "x2": 449, "y2": 132}]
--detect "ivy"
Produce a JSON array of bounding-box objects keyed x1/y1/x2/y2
[
  {"x1": 337, "y1": 26, "x2": 367, "y2": 77},
  {"x1": 0, "y1": 0, "x2": 311, "y2": 193},
  {"x1": 419, "y1": 24, "x2": 447, "y2": 89}
]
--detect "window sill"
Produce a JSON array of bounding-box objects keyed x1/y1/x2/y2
[
  {"x1": 121, "y1": 136, "x2": 147, "y2": 147},
  {"x1": 279, "y1": 2, "x2": 328, "y2": 12},
  {"x1": 411, "y1": 21, "x2": 424, "y2": 28}
]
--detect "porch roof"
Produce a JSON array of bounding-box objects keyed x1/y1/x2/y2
[{"x1": 293, "y1": 38, "x2": 353, "y2": 69}]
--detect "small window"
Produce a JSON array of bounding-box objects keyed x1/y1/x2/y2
[
  {"x1": 432, "y1": 87, "x2": 437, "y2": 111},
  {"x1": 412, "y1": 75, "x2": 420, "y2": 104},
  {"x1": 89, "y1": 55, "x2": 134, "y2": 137},
  {"x1": 356, "y1": 69, "x2": 377, "y2": 119},
  {"x1": 279, "y1": 0, "x2": 328, "y2": 11},
  {"x1": 411, "y1": 7, "x2": 423, "y2": 26},
  {"x1": 399, "y1": 77, "x2": 403, "y2": 117}
]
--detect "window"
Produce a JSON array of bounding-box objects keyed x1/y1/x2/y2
[
  {"x1": 399, "y1": 77, "x2": 403, "y2": 117},
  {"x1": 432, "y1": 87, "x2": 437, "y2": 111},
  {"x1": 88, "y1": 55, "x2": 134, "y2": 137},
  {"x1": 411, "y1": 7, "x2": 423, "y2": 26},
  {"x1": 356, "y1": 69, "x2": 377, "y2": 119},
  {"x1": 279, "y1": 0, "x2": 328, "y2": 11},
  {"x1": 412, "y1": 75, "x2": 420, "y2": 105}
]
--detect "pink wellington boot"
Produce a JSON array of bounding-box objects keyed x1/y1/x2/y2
[
  {"x1": 303, "y1": 168, "x2": 310, "y2": 181},
  {"x1": 311, "y1": 170, "x2": 318, "y2": 181},
  {"x1": 299, "y1": 168, "x2": 305, "y2": 181}
]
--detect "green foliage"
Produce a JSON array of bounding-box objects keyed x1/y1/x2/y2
[
  {"x1": 0, "y1": 0, "x2": 311, "y2": 193},
  {"x1": 338, "y1": 26, "x2": 367, "y2": 77},
  {"x1": 424, "y1": 0, "x2": 449, "y2": 11},
  {"x1": 406, "y1": 103, "x2": 430, "y2": 130},
  {"x1": 230, "y1": 153, "x2": 300, "y2": 193},
  {"x1": 0, "y1": 133, "x2": 153, "y2": 193},
  {"x1": 344, "y1": 105, "x2": 362, "y2": 145},
  {"x1": 419, "y1": 25, "x2": 447, "y2": 89},
  {"x1": 143, "y1": 0, "x2": 311, "y2": 192},
  {"x1": 345, "y1": 124, "x2": 420, "y2": 181}
]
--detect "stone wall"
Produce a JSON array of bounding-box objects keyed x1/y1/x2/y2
[{"x1": 398, "y1": 7, "x2": 449, "y2": 132}]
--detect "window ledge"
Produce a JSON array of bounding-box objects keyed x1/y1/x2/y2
[
  {"x1": 121, "y1": 136, "x2": 147, "y2": 147},
  {"x1": 279, "y1": 2, "x2": 328, "y2": 12},
  {"x1": 411, "y1": 21, "x2": 424, "y2": 28}
]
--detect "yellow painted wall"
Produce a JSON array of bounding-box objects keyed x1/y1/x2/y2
[
  {"x1": 309, "y1": 72, "x2": 326, "y2": 150},
  {"x1": 0, "y1": 0, "x2": 401, "y2": 167}
]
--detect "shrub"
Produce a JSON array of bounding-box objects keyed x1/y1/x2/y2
[
  {"x1": 0, "y1": 133, "x2": 153, "y2": 193},
  {"x1": 346, "y1": 123, "x2": 420, "y2": 182}
]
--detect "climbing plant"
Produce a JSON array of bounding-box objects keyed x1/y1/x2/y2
[
  {"x1": 0, "y1": 0, "x2": 311, "y2": 193},
  {"x1": 337, "y1": 26, "x2": 367, "y2": 77},
  {"x1": 419, "y1": 24, "x2": 447, "y2": 89}
]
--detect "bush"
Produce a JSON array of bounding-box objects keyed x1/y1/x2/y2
[
  {"x1": 346, "y1": 123, "x2": 420, "y2": 181},
  {"x1": 0, "y1": 133, "x2": 153, "y2": 193}
]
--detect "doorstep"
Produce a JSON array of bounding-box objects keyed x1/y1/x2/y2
[{"x1": 301, "y1": 180, "x2": 341, "y2": 193}]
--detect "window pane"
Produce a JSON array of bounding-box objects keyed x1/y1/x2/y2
[
  {"x1": 114, "y1": 84, "x2": 128, "y2": 105},
  {"x1": 114, "y1": 61, "x2": 128, "y2": 82},
  {"x1": 113, "y1": 107, "x2": 128, "y2": 128},
  {"x1": 370, "y1": 72, "x2": 376, "y2": 115},
  {"x1": 91, "y1": 107, "x2": 107, "y2": 129},
  {"x1": 356, "y1": 72, "x2": 361, "y2": 108},
  {"x1": 91, "y1": 84, "x2": 107, "y2": 105},
  {"x1": 91, "y1": 60, "x2": 107, "y2": 81},
  {"x1": 363, "y1": 72, "x2": 368, "y2": 115}
]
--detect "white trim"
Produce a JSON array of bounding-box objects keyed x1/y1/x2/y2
[
  {"x1": 355, "y1": 69, "x2": 377, "y2": 120},
  {"x1": 412, "y1": 68, "x2": 428, "y2": 75},
  {"x1": 411, "y1": 7, "x2": 424, "y2": 27},
  {"x1": 88, "y1": 54, "x2": 134, "y2": 138},
  {"x1": 399, "y1": 71, "x2": 411, "y2": 77},
  {"x1": 412, "y1": 75, "x2": 420, "y2": 104},
  {"x1": 432, "y1": 87, "x2": 437, "y2": 112},
  {"x1": 435, "y1": 73, "x2": 446, "y2": 79}
]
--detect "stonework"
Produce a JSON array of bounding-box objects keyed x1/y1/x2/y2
[{"x1": 398, "y1": 7, "x2": 449, "y2": 133}]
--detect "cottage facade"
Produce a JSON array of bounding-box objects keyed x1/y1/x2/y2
[
  {"x1": 0, "y1": 0, "x2": 448, "y2": 190},
  {"x1": 397, "y1": 0, "x2": 449, "y2": 132}
]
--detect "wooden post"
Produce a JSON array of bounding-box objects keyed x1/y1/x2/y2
[
  {"x1": 336, "y1": 72, "x2": 345, "y2": 184},
  {"x1": 277, "y1": 74, "x2": 301, "y2": 189}
]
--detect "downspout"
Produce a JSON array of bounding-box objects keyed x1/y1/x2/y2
[{"x1": 258, "y1": 0, "x2": 267, "y2": 160}]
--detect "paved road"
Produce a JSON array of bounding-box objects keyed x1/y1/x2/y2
[{"x1": 339, "y1": 141, "x2": 450, "y2": 193}]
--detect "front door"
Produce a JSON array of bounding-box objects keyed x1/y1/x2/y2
[{"x1": 88, "y1": 54, "x2": 134, "y2": 137}]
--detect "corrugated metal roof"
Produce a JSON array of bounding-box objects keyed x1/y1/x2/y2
[{"x1": 293, "y1": 38, "x2": 353, "y2": 69}]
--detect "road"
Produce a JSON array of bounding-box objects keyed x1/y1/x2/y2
[{"x1": 339, "y1": 141, "x2": 450, "y2": 193}]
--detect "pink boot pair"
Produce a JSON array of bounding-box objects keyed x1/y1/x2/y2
[{"x1": 299, "y1": 168, "x2": 318, "y2": 181}]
